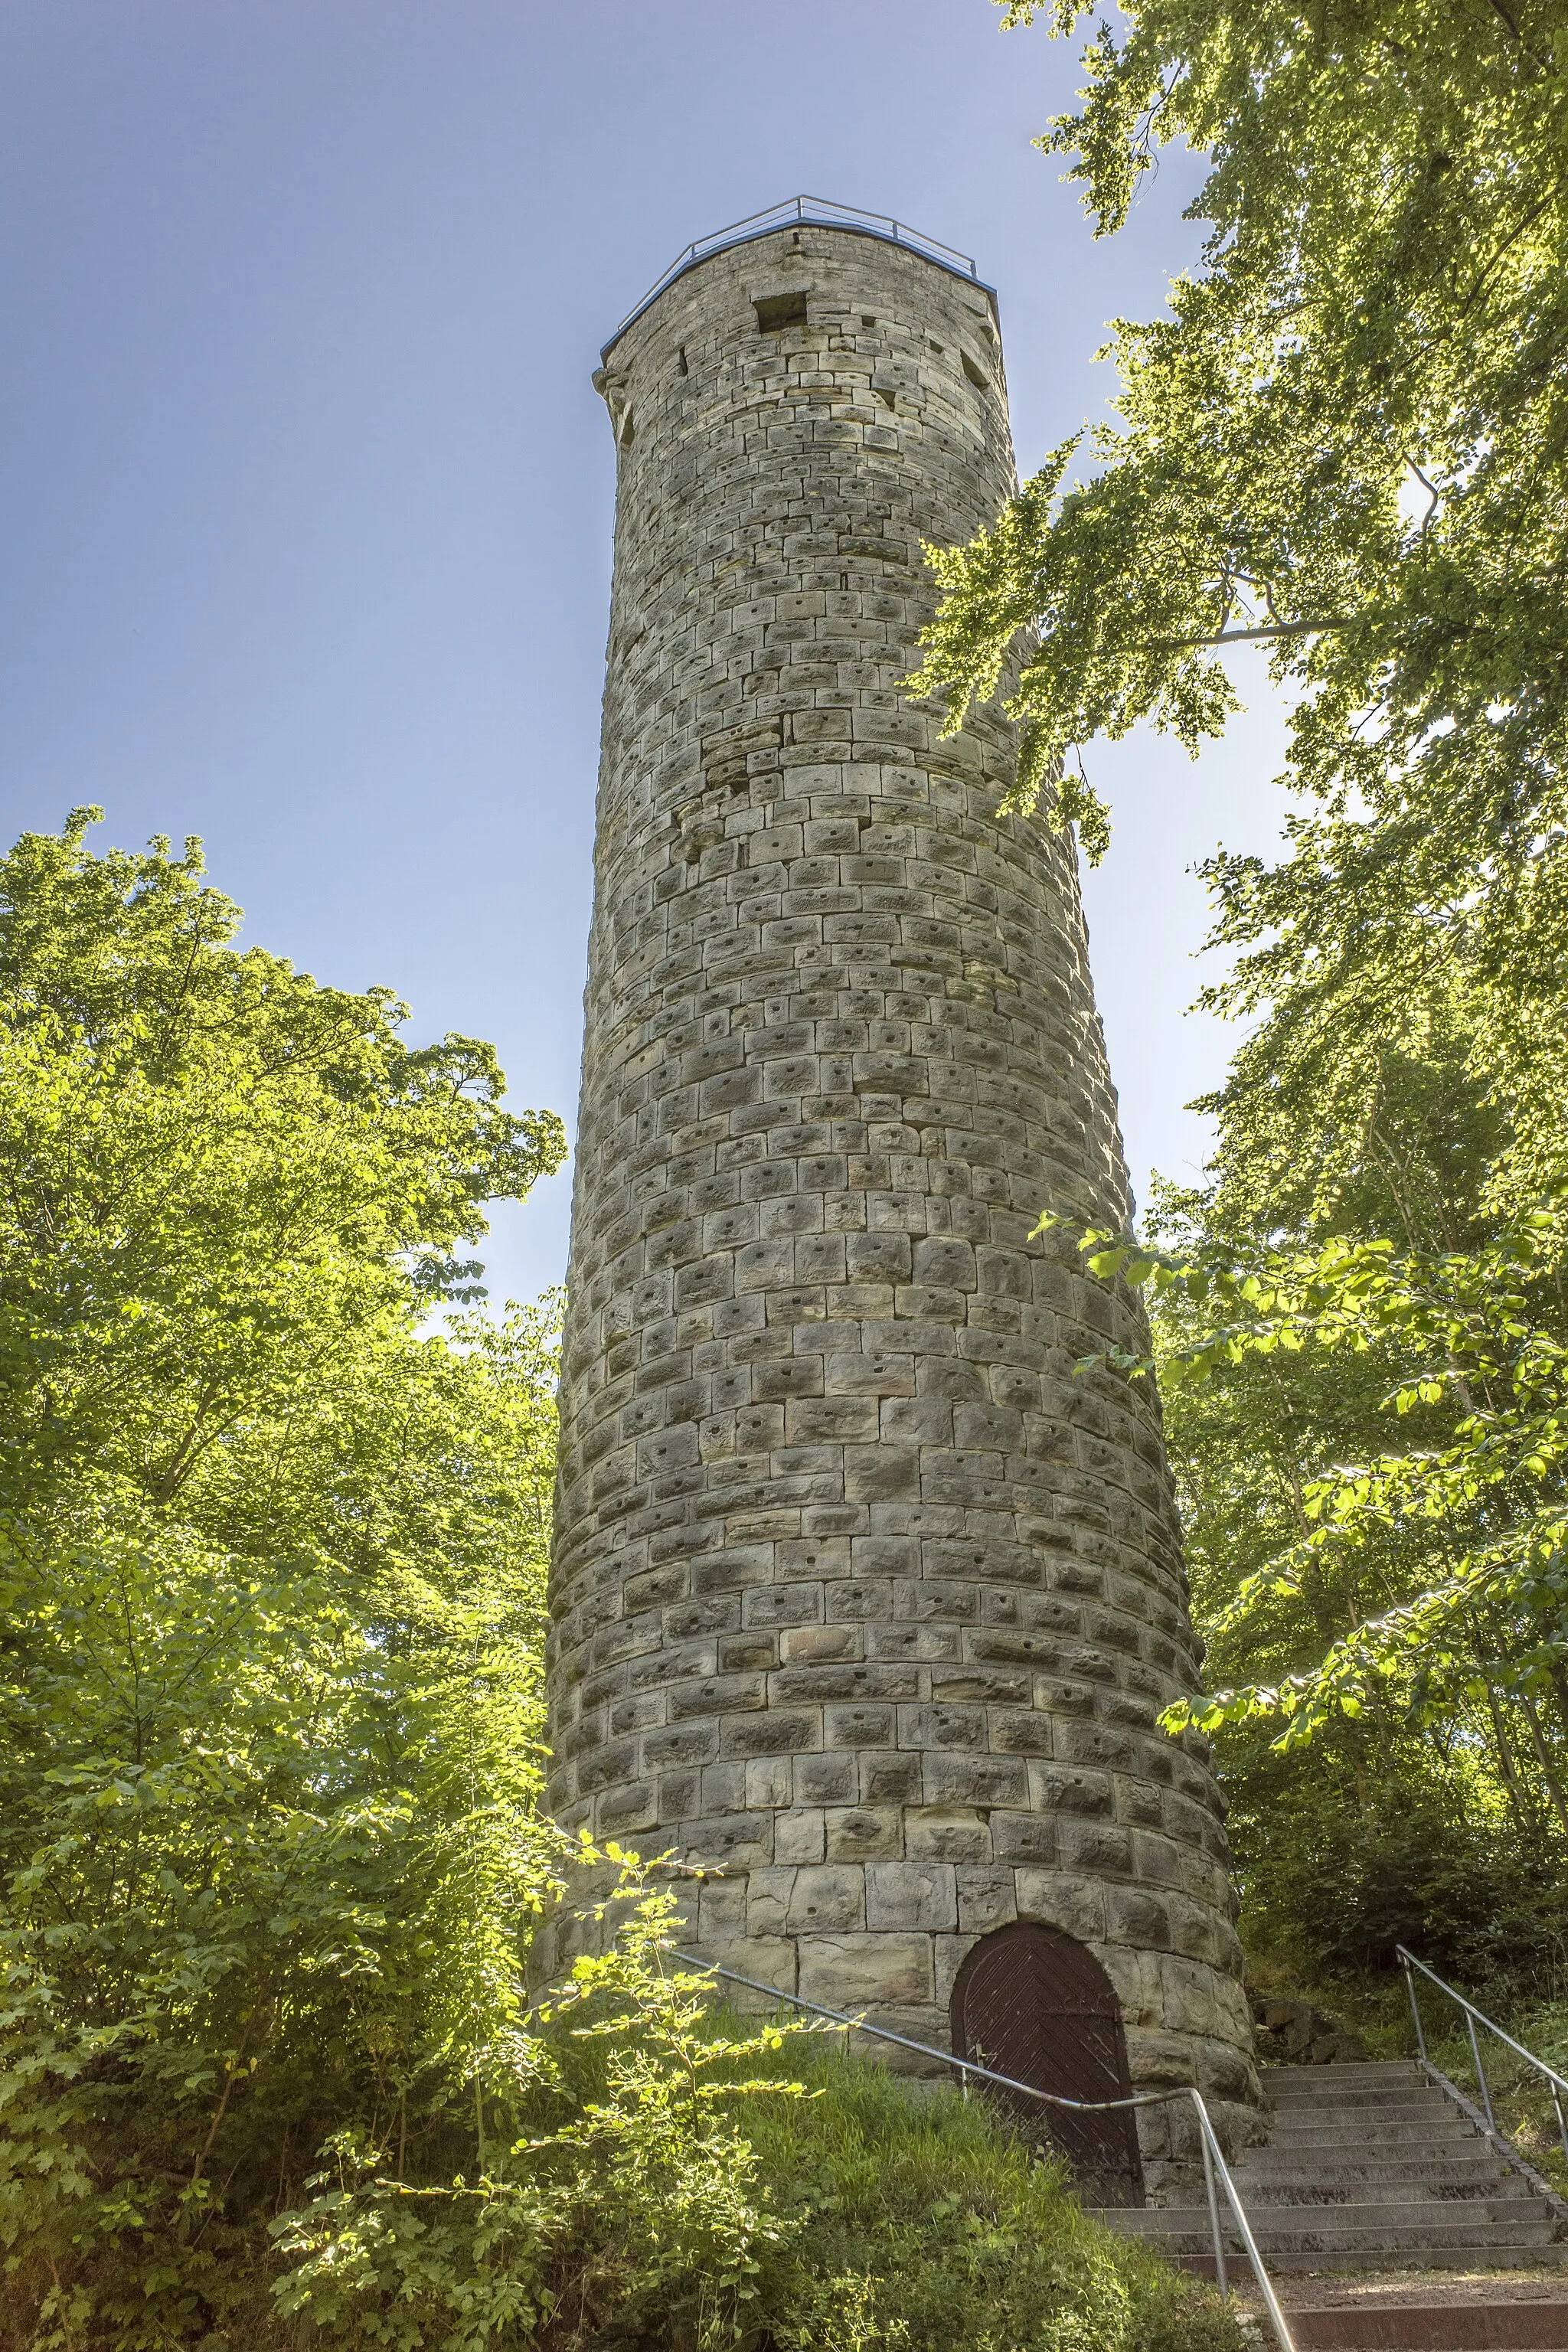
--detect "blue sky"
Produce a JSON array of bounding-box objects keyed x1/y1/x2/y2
[{"x1": 0, "y1": 0, "x2": 1288, "y2": 1305}]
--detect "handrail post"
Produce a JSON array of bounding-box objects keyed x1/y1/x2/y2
[
  {"x1": 1553, "y1": 2084, "x2": 1568, "y2": 2168},
  {"x1": 1403, "y1": 1953, "x2": 1428, "y2": 2062},
  {"x1": 1466, "y1": 2009, "x2": 1497, "y2": 2131},
  {"x1": 1198, "y1": 2107, "x2": 1229, "y2": 2298},
  {"x1": 1192, "y1": 2092, "x2": 1296, "y2": 2352}
]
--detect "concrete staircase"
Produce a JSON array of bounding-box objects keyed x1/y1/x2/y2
[{"x1": 1099, "y1": 2063, "x2": 1568, "y2": 2274}]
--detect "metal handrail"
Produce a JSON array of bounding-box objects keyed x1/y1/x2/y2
[
  {"x1": 1398, "y1": 1944, "x2": 1568, "y2": 2186},
  {"x1": 672, "y1": 1948, "x2": 1295, "y2": 2352},
  {"x1": 601, "y1": 194, "x2": 992, "y2": 355}
]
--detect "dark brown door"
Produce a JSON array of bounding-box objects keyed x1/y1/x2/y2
[{"x1": 950, "y1": 1922, "x2": 1145, "y2": 2205}]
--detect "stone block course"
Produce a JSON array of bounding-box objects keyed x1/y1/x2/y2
[{"x1": 547, "y1": 218, "x2": 1256, "y2": 2177}]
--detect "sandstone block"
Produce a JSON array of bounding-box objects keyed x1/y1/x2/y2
[
  {"x1": 798, "y1": 1932, "x2": 933, "y2": 2009},
  {"x1": 773, "y1": 1807, "x2": 825, "y2": 1864},
  {"x1": 956, "y1": 1865, "x2": 1018, "y2": 1933},
  {"x1": 1014, "y1": 1868, "x2": 1107, "y2": 1943},
  {"x1": 865, "y1": 1860, "x2": 958, "y2": 1931},
  {"x1": 905, "y1": 1806, "x2": 991, "y2": 1861},
  {"x1": 825, "y1": 1807, "x2": 903, "y2": 1861},
  {"x1": 788, "y1": 1865, "x2": 866, "y2": 1934},
  {"x1": 746, "y1": 1867, "x2": 796, "y2": 1936}
]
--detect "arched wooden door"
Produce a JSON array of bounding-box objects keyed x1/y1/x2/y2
[{"x1": 950, "y1": 1922, "x2": 1145, "y2": 2205}]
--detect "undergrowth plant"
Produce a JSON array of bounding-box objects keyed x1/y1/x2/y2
[{"x1": 268, "y1": 1875, "x2": 1242, "y2": 2352}]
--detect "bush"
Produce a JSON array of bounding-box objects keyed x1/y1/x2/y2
[
  {"x1": 1219, "y1": 1730, "x2": 1567, "y2": 1993},
  {"x1": 0, "y1": 1866, "x2": 1246, "y2": 2352},
  {"x1": 266, "y1": 1883, "x2": 1246, "y2": 2352}
]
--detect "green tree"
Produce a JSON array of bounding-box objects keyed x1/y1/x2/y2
[
  {"x1": 1041, "y1": 1187, "x2": 1568, "y2": 1979},
  {"x1": 0, "y1": 812, "x2": 570, "y2": 2341},
  {"x1": 911, "y1": 0, "x2": 1568, "y2": 1216},
  {"x1": 1145, "y1": 1158, "x2": 1568, "y2": 1979}
]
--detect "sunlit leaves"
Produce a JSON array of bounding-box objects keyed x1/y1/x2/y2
[
  {"x1": 1052, "y1": 1202, "x2": 1568, "y2": 1753},
  {"x1": 0, "y1": 814, "x2": 569, "y2": 2340},
  {"x1": 915, "y1": 0, "x2": 1568, "y2": 1214}
]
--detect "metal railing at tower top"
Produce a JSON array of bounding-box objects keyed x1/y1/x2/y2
[
  {"x1": 671, "y1": 1947, "x2": 1296, "y2": 2352},
  {"x1": 600, "y1": 195, "x2": 993, "y2": 355}
]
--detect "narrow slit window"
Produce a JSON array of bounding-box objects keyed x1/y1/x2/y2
[
  {"x1": 677, "y1": 345, "x2": 689, "y2": 376},
  {"x1": 962, "y1": 351, "x2": 988, "y2": 389},
  {"x1": 754, "y1": 292, "x2": 808, "y2": 334}
]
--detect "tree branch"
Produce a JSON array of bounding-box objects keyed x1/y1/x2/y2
[{"x1": 1127, "y1": 616, "x2": 1359, "y2": 655}]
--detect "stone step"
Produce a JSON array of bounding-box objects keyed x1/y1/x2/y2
[
  {"x1": 1229, "y1": 2179, "x2": 1537, "y2": 2208},
  {"x1": 1283, "y1": 2298, "x2": 1568, "y2": 2347},
  {"x1": 1269, "y1": 2086, "x2": 1436, "y2": 2107},
  {"x1": 1268, "y1": 2125, "x2": 1469, "y2": 2145},
  {"x1": 1265, "y1": 2122, "x2": 1486, "y2": 2150},
  {"x1": 1103, "y1": 2207, "x2": 1558, "y2": 2252},
  {"x1": 1181, "y1": 2248, "x2": 1568, "y2": 2277},
  {"x1": 1241, "y1": 2154, "x2": 1523, "y2": 2173},
  {"x1": 1269, "y1": 2116, "x2": 1476, "y2": 2135},
  {"x1": 1267, "y1": 2066, "x2": 1426, "y2": 2093},
  {"x1": 1233, "y1": 2167, "x2": 1528, "y2": 2198}
]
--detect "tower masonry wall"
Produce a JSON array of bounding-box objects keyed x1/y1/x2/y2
[{"x1": 545, "y1": 221, "x2": 1259, "y2": 2177}]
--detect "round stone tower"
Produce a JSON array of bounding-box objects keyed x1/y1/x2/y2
[{"x1": 547, "y1": 200, "x2": 1257, "y2": 2190}]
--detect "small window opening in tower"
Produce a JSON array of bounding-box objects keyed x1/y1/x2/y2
[
  {"x1": 962, "y1": 351, "x2": 988, "y2": 389},
  {"x1": 755, "y1": 292, "x2": 808, "y2": 333},
  {"x1": 874, "y1": 387, "x2": 895, "y2": 410},
  {"x1": 929, "y1": 339, "x2": 944, "y2": 354},
  {"x1": 677, "y1": 345, "x2": 689, "y2": 376},
  {"x1": 861, "y1": 315, "x2": 875, "y2": 328}
]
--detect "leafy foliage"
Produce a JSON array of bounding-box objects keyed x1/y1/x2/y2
[
  {"x1": 910, "y1": 0, "x2": 1568, "y2": 1210},
  {"x1": 269, "y1": 1885, "x2": 815, "y2": 2352},
  {"x1": 0, "y1": 812, "x2": 568, "y2": 2344},
  {"x1": 743, "y1": 2050, "x2": 1234, "y2": 2352},
  {"x1": 1032, "y1": 1182, "x2": 1568, "y2": 1986},
  {"x1": 1050, "y1": 1204, "x2": 1568, "y2": 1745},
  {"x1": 273, "y1": 1880, "x2": 1240, "y2": 2352}
]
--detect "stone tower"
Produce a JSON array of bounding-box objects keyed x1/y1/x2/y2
[{"x1": 547, "y1": 200, "x2": 1257, "y2": 2188}]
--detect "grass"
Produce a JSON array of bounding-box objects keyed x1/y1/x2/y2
[{"x1": 731, "y1": 2030, "x2": 1250, "y2": 2352}]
